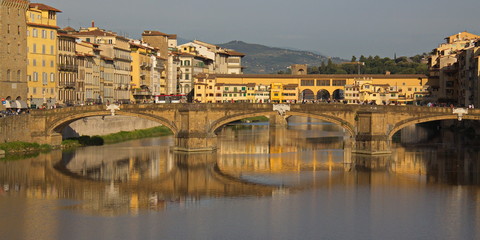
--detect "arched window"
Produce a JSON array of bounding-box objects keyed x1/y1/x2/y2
[{"x1": 6, "y1": 69, "x2": 11, "y2": 81}]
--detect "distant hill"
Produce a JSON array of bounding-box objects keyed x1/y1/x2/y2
[{"x1": 217, "y1": 40, "x2": 345, "y2": 74}]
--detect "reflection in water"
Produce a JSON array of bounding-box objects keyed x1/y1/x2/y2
[{"x1": 1, "y1": 116, "x2": 480, "y2": 239}]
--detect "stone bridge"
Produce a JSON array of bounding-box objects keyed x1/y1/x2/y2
[{"x1": 0, "y1": 103, "x2": 477, "y2": 154}]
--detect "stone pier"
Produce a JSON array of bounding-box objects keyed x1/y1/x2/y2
[{"x1": 353, "y1": 111, "x2": 391, "y2": 155}]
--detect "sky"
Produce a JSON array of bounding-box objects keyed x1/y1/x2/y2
[{"x1": 40, "y1": 0, "x2": 480, "y2": 59}]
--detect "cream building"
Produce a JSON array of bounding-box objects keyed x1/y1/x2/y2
[
  {"x1": 71, "y1": 26, "x2": 132, "y2": 103},
  {"x1": 57, "y1": 31, "x2": 77, "y2": 105},
  {"x1": 179, "y1": 40, "x2": 245, "y2": 74},
  {"x1": 76, "y1": 41, "x2": 101, "y2": 104},
  {"x1": 428, "y1": 31, "x2": 480, "y2": 105},
  {"x1": 142, "y1": 30, "x2": 177, "y2": 95}
]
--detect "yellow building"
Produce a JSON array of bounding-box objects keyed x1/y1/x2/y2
[
  {"x1": 26, "y1": 3, "x2": 61, "y2": 108},
  {"x1": 204, "y1": 74, "x2": 427, "y2": 103},
  {"x1": 130, "y1": 41, "x2": 155, "y2": 103},
  {"x1": 270, "y1": 83, "x2": 282, "y2": 103}
]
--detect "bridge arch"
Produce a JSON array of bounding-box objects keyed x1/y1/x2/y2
[
  {"x1": 387, "y1": 114, "x2": 480, "y2": 139},
  {"x1": 316, "y1": 89, "x2": 330, "y2": 100},
  {"x1": 209, "y1": 111, "x2": 274, "y2": 133},
  {"x1": 332, "y1": 89, "x2": 344, "y2": 100},
  {"x1": 47, "y1": 111, "x2": 179, "y2": 136},
  {"x1": 208, "y1": 111, "x2": 355, "y2": 138},
  {"x1": 301, "y1": 89, "x2": 315, "y2": 100}
]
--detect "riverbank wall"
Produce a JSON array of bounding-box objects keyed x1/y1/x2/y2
[{"x1": 62, "y1": 116, "x2": 161, "y2": 139}]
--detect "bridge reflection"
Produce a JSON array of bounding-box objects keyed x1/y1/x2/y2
[{"x1": 1, "y1": 123, "x2": 480, "y2": 216}]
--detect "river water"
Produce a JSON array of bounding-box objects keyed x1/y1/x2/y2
[{"x1": 1, "y1": 117, "x2": 479, "y2": 240}]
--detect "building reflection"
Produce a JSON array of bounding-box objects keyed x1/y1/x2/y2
[{"x1": 1, "y1": 118, "x2": 480, "y2": 217}]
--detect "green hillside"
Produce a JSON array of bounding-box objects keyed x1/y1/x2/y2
[{"x1": 218, "y1": 40, "x2": 344, "y2": 74}]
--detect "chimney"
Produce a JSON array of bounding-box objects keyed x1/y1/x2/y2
[{"x1": 92, "y1": 20, "x2": 95, "y2": 28}]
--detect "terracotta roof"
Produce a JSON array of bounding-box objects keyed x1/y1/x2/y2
[
  {"x1": 29, "y1": 3, "x2": 61, "y2": 12},
  {"x1": 27, "y1": 22, "x2": 60, "y2": 29},
  {"x1": 224, "y1": 50, "x2": 245, "y2": 57},
  {"x1": 130, "y1": 42, "x2": 153, "y2": 50},
  {"x1": 58, "y1": 33, "x2": 77, "y2": 39},
  {"x1": 142, "y1": 30, "x2": 171, "y2": 36},
  {"x1": 101, "y1": 56, "x2": 114, "y2": 61},
  {"x1": 62, "y1": 26, "x2": 76, "y2": 32},
  {"x1": 72, "y1": 29, "x2": 116, "y2": 37},
  {"x1": 178, "y1": 52, "x2": 196, "y2": 57}
]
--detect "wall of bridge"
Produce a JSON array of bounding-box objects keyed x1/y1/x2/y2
[
  {"x1": 0, "y1": 114, "x2": 31, "y2": 143},
  {"x1": 62, "y1": 116, "x2": 162, "y2": 138},
  {"x1": 2, "y1": 104, "x2": 479, "y2": 154}
]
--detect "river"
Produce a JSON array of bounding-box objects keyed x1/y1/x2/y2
[{"x1": 1, "y1": 116, "x2": 479, "y2": 240}]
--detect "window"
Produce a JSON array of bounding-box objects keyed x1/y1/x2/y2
[
  {"x1": 7, "y1": 24, "x2": 10, "y2": 34},
  {"x1": 18, "y1": 26, "x2": 20, "y2": 35},
  {"x1": 185, "y1": 74, "x2": 189, "y2": 80},
  {"x1": 6, "y1": 70, "x2": 11, "y2": 81},
  {"x1": 42, "y1": 30, "x2": 47, "y2": 39},
  {"x1": 33, "y1": 59, "x2": 37, "y2": 66},
  {"x1": 42, "y1": 60, "x2": 45, "y2": 67},
  {"x1": 7, "y1": 43, "x2": 10, "y2": 54},
  {"x1": 332, "y1": 80, "x2": 346, "y2": 86},
  {"x1": 17, "y1": 70, "x2": 20, "y2": 81},
  {"x1": 33, "y1": 72, "x2": 38, "y2": 82},
  {"x1": 50, "y1": 73, "x2": 55, "y2": 82},
  {"x1": 33, "y1": 29, "x2": 38, "y2": 37},
  {"x1": 42, "y1": 72, "x2": 47, "y2": 85},
  {"x1": 301, "y1": 80, "x2": 314, "y2": 86},
  {"x1": 50, "y1": 61, "x2": 54, "y2": 67},
  {"x1": 50, "y1": 45, "x2": 54, "y2": 55},
  {"x1": 316, "y1": 80, "x2": 330, "y2": 86},
  {"x1": 42, "y1": 45, "x2": 46, "y2": 54},
  {"x1": 86, "y1": 38, "x2": 90, "y2": 42},
  {"x1": 50, "y1": 31, "x2": 54, "y2": 40}
]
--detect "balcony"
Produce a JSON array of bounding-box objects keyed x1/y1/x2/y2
[
  {"x1": 58, "y1": 64, "x2": 78, "y2": 72},
  {"x1": 59, "y1": 82, "x2": 76, "y2": 89},
  {"x1": 132, "y1": 88, "x2": 152, "y2": 96}
]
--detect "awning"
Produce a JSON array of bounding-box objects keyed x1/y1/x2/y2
[
  {"x1": 15, "y1": 100, "x2": 28, "y2": 109},
  {"x1": 9, "y1": 101, "x2": 17, "y2": 108}
]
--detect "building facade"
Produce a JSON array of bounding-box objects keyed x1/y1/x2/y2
[
  {"x1": 428, "y1": 31, "x2": 480, "y2": 105},
  {"x1": 0, "y1": 0, "x2": 29, "y2": 109},
  {"x1": 26, "y1": 3, "x2": 60, "y2": 108},
  {"x1": 193, "y1": 74, "x2": 428, "y2": 104},
  {"x1": 57, "y1": 32, "x2": 77, "y2": 105}
]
